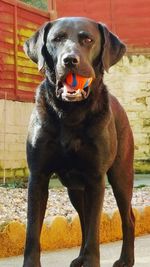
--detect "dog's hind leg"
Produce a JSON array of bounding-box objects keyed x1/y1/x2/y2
[
  {"x1": 107, "y1": 164, "x2": 135, "y2": 267},
  {"x1": 69, "y1": 176, "x2": 105, "y2": 267}
]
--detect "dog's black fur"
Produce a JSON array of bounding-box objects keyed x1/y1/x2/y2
[{"x1": 23, "y1": 17, "x2": 135, "y2": 267}]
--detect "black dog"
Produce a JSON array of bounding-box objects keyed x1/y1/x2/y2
[{"x1": 23, "y1": 17, "x2": 135, "y2": 267}]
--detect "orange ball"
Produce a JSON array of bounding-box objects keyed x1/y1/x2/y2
[{"x1": 65, "y1": 73, "x2": 93, "y2": 90}]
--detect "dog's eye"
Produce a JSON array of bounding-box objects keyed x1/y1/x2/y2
[
  {"x1": 53, "y1": 34, "x2": 66, "y2": 42},
  {"x1": 84, "y1": 37, "x2": 93, "y2": 44},
  {"x1": 78, "y1": 31, "x2": 94, "y2": 46}
]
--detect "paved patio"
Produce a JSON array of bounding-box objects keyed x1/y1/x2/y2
[{"x1": 0, "y1": 235, "x2": 149, "y2": 267}]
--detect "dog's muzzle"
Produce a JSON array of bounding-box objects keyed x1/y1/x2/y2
[{"x1": 56, "y1": 80, "x2": 91, "y2": 102}]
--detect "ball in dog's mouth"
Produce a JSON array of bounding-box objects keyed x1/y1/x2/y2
[{"x1": 57, "y1": 73, "x2": 93, "y2": 102}]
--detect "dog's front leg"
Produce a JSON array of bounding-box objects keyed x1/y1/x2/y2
[
  {"x1": 82, "y1": 177, "x2": 105, "y2": 267},
  {"x1": 23, "y1": 174, "x2": 49, "y2": 267}
]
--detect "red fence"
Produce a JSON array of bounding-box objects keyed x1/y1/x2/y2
[
  {"x1": 0, "y1": 0, "x2": 52, "y2": 102},
  {"x1": 56, "y1": 0, "x2": 150, "y2": 50},
  {"x1": 0, "y1": 0, "x2": 150, "y2": 102}
]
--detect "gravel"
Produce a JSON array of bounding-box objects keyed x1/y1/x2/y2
[{"x1": 0, "y1": 187, "x2": 150, "y2": 224}]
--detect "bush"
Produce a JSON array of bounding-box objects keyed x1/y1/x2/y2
[{"x1": 20, "y1": 0, "x2": 48, "y2": 11}]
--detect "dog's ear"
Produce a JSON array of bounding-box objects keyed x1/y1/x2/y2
[
  {"x1": 23, "y1": 22, "x2": 51, "y2": 71},
  {"x1": 98, "y1": 23, "x2": 126, "y2": 72}
]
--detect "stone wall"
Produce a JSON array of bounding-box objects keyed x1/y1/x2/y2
[
  {"x1": 0, "y1": 100, "x2": 34, "y2": 180},
  {"x1": 104, "y1": 54, "x2": 150, "y2": 172},
  {"x1": 0, "y1": 54, "x2": 150, "y2": 179}
]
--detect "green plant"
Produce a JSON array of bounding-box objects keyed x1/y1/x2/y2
[
  {"x1": 0, "y1": 180, "x2": 27, "y2": 189},
  {"x1": 135, "y1": 184, "x2": 147, "y2": 189},
  {"x1": 20, "y1": 0, "x2": 48, "y2": 11}
]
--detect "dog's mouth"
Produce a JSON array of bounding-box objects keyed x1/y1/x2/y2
[{"x1": 56, "y1": 78, "x2": 91, "y2": 102}]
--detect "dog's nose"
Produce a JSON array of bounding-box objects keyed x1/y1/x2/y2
[{"x1": 62, "y1": 54, "x2": 80, "y2": 67}]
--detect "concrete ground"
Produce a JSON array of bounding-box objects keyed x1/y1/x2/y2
[{"x1": 0, "y1": 235, "x2": 149, "y2": 267}]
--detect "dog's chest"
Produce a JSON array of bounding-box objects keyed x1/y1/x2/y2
[
  {"x1": 58, "y1": 119, "x2": 116, "y2": 174},
  {"x1": 59, "y1": 126, "x2": 96, "y2": 174},
  {"x1": 60, "y1": 126, "x2": 84, "y2": 153},
  {"x1": 59, "y1": 124, "x2": 105, "y2": 168}
]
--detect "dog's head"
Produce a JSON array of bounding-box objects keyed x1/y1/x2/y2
[{"x1": 24, "y1": 17, "x2": 126, "y2": 102}]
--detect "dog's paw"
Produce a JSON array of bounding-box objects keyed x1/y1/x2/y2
[
  {"x1": 70, "y1": 255, "x2": 100, "y2": 267},
  {"x1": 23, "y1": 263, "x2": 41, "y2": 267},
  {"x1": 83, "y1": 260, "x2": 100, "y2": 267},
  {"x1": 113, "y1": 259, "x2": 134, "y2": 267},
  {"x1": 23, "y1": 258, "x2": 41, "y2": 267},
  {"x1": 70, "y1": 256, "x2": 83, "y2": 267}
]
